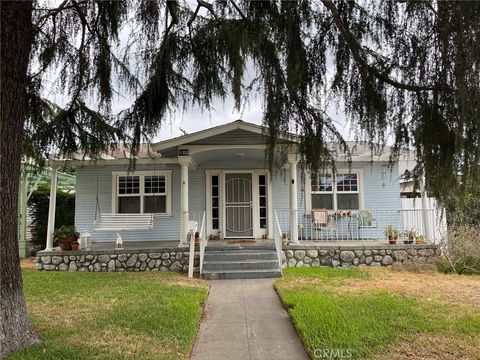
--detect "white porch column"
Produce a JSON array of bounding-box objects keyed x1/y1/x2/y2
[
  {"x1": 288, "y1": 153, "x2": 299, "y2": 243},
  {"x1": 179, "y1": 156, "x2": 191, "y2": 246},
  {"x1": 420, "y1": 174, "x2": 432, "y2": 243},
  {"x1": 45, "y1": 165, "x2": 58, "y2": 251}
]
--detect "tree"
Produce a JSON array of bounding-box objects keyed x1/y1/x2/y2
[{"x1": 1, "y1": 0, "x2": 479, "y2": 356}]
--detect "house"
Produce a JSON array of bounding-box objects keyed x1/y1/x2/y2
[{"x1": 37, "y1": 120, "x2": 440, "y2": 277}]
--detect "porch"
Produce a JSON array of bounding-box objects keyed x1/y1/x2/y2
[
  {"x1": 36, "y1": 235, "x2": 440, "y2": 274},
  {"x1": 274, "y1": 208, "x2": 439, "y2": 243}
]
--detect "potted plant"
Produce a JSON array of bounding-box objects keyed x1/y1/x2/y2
[
  {"x1": 385, "y1": 225, "x2": 400, "y2": 244},
  {"x1": 71, "y1": 240, "x2": 79, "y2": 251},
  {"x1": 282, "y1": 233, "x2": 289, "y2": 246},
  {"x1": 54, "y1": 225, "x2": 79, "y2": 251},
  {"x1": 416, "y1": 235, "x2": 426, "y2": 245},
  {"x1": 194, "y1": 232, "x2": 200, "y2": 246},
  {"x1": 404, "y1": 229, "x2": 416, "y2": 245}
]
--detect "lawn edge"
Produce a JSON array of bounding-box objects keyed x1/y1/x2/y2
[
  {"x1": 273, "y1": 280, "x2": 313, "y2": 360},
  {"x1": 187, "y1": 280, "x2": 211, "y2": 359}
]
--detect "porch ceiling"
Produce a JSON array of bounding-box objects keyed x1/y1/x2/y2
[{"x1": 191, "y1": 147, "x2": 268, "y2": 166}]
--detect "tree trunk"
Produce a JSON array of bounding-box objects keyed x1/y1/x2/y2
[{"x1": 0, "y1": 1, "x2": 40, "y2": 358}]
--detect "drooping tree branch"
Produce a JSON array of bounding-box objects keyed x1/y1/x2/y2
[
  {"x1": 188, "y1": 0, "x2": 218, "y2": 27},
  {"x1": 166, "y1": 0, "x2": 178, "y2": 35},
  {"x1": 320, "y1": 0, "x2": 439, "y2": 92},
  {"x1": 230, "y1": 0, "x2": 247, "y2": 21}
]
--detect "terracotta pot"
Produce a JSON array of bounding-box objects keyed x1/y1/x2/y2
[
  {"x1": 71, "y1": 242, "x2": 79, "y2": 251},
  {"x1": 388, "y1": 238, "x2": 397, "y2": 245},
  {"x1": 58, "y1": 237, "x2": 76, "y2": 251}
]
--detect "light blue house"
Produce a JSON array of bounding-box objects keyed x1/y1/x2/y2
[{"x1": 44, "y1": 120, "x2": 435, "y2": 250}]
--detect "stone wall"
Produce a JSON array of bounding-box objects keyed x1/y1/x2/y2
[
  {"x1": 282, "y1": 245, "x2": 440, "y2": 268},
  {"x1": 36, "y1": 249, "x2": 198, "y2": 272}
]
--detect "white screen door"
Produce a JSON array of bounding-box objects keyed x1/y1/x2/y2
[{"x1": 225, "y1": 173, "x2": 253, "y2": 238}]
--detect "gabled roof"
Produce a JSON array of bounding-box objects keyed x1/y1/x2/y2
[{"x1": 151, "y1": 119, "x2": 296, "y2": 152}]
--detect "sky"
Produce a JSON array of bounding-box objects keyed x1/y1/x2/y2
[{"x1": 39, "y1": 0, "x2": 353, "y2": 144}]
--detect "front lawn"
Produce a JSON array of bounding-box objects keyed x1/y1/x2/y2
[
  {"x1": 10, "y1": 266, "x2": 208, "y2": 360},
  {"x1": 275, "y1": 267, "x2": 480, "y2": 359}
]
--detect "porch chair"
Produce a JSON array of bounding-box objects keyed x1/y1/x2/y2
[
  {"x1": 311, "y1": 209, "x2": 337, "y2": 240},
  {"x1": 357, "y1": 210, "x2": 377, "y2": 228}
]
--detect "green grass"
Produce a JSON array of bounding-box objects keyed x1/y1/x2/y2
[
  {"x1": 275, "y1": 267, "x2": 480, "y2": 359},
  {"x1": 10, "y1": 270, "x2": 209, "y2": 360}
]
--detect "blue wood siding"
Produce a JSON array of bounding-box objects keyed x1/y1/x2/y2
[
  {"x1": 75, "y1": 161, "x2": 401, "y2": 242},
  {"x1": 76, "y1": 165, "x2": 182, "y2": 242}
]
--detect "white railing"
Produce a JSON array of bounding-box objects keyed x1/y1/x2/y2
[
  {"x1": 275, "y1": 209, "x2": 437, "y2": 243},
  {"x1": 199, "y1": 212, "x2": 207, "y2": 274},
  {"x1": 274, "y1": 210, "x2": 283, "y2": 272},
  {"x1": 187, "y1": 211, "x2": 206, "y2": 278}
]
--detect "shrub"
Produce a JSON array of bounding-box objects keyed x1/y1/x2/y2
[
  {"x1": 438, "y1": 224, "x2": 480, "y2": 275},
  {"x1": 28, "y1": 184, "x2": 75, "y2": 249}
]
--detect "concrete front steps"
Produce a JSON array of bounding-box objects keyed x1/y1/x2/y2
[{"x1": 202, "y1": 248, "x2": 281, "y2": 280}]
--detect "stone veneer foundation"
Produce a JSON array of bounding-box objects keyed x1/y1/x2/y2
[
  {"x1": 36, "y1": 247, "x2": 197, "y2": 272},
  {"x1": 36, "y1": 244, "x2": 440, "y2": 272},
  {"x1": 281, "y1": 244, "x2": 440, "y2": 268}
]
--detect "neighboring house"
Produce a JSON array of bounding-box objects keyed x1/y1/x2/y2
[
  {"x1": 44, "y1": 120, "x2": 436, "y2": 248},
  {"x1": 398, "y1": 159, "x2": 447, "y2": 241},
  {"x1": 18, "y1": 163, "x2": 76, "y2": 258}
]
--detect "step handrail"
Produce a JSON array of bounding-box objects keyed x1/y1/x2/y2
[
  {"x1": 199, "y1": 211, "x2": 207, "y2": 274},
  {"x1": 274, "y1": 210, "x2": 283, "y2": 273}
]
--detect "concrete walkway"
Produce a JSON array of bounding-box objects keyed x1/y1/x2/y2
[{"x1": 191, "y1": 279, "x2": 309, "y2": 360}]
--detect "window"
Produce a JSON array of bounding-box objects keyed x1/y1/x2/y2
[
  {"x1": 211, "y1": 175, "x2": 219, "y2": 229},
  {"x1": 114, "y1": 172, "x2": 171, "y2": 214},
  {"x1": 311, "y1": 173, "x2": 360, "y2": 210},
  {"x1": 259, "y1": 175, "x2": 267, "y2": 229}
]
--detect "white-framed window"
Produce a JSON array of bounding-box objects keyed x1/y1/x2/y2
[
  {"x1": 112, "y1": 171, "x2": 172, "y2": 214},
  {"x1": 311, "y1": 172, "x2": 361, "y2": 210}
]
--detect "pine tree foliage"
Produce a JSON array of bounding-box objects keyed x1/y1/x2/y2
[{"x1": 27, "y1": 0, "x2": 480, "y2": 202}]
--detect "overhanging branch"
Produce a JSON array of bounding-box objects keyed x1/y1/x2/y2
[{"x1": 320, "y1": 0, "x2": 438, "y2": 92}]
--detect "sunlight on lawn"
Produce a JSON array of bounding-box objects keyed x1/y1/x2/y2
[
  {"x1": 10, "y1": 269, "x2": 208, "y2": 360},
  {"x1": 275, "y1": 267, "x2": 480, "y2": 360}
]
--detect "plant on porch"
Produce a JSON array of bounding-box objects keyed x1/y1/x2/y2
[
  {"x1": 384, "y1": 225, "x2": 400, "y2": 244},
  {"x1": 53, "y1": 225, "x2": 79, "y2": 251}
]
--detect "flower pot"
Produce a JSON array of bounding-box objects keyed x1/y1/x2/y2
[
  {"x1": 71, "y1": 242, "x2": 79, "y2": 251},
  {"x1": 58, "y1": 236, "x2": 76, "y2": 251},
  {"x1": 404, "y1": 239, "x2": 414, "y2": 245},
  {"x1": 389, "y1": 239, "x2": 397, "y2": 244}
]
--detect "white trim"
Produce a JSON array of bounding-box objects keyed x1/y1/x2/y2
[
  {"x1": 186, "y1": 144, "x2": 268, "y2": 155},
  {"x1": 252, "y1": 173, "x2": 259, "y2": 239},
  {"x1": 306, "y1": 168, "x2": 364, "y2": 211},
  {"x1": 206, "y1": 169, "x2": 270, "y2": 239},
  {"x1": 267, "y1": 172, "x2": 273, "y2": 239},
  {"x1": 111, "y1": 170, "x2": 172, "y2": 215},
  {"x1": 45, "y1": 166, "x2": 58, "y2": 251},
  {"x1": 49, "y1": 157, "x2": 179, "y2": 167},
  {"x1": 304, "y1": 170, "x2": 312, "y2": 212},
  {"x1": 205, "y1": 170, "x2": 222, "y2": 238},
  {"x1": 152, "y1": 121, "x2": 269, "y2": 152}
]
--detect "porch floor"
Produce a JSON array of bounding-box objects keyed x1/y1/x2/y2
[{"x1": 37, "y1": 239, "x2": 436, "y2": 255}]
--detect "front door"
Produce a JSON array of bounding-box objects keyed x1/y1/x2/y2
[{"x1": 225, "y1": 173, "x2": 253, "y2": 238}]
